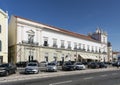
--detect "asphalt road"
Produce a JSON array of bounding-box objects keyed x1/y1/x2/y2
[{"x1": 1, "y1": 70, "x2": 120, "y2": 85}]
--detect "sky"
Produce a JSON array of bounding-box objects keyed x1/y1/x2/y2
[{"x1": 0, "y1": 0, "x2": 120, "y2": 51}]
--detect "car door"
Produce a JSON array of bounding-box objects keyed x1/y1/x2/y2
[{"x1": 9, "y1": 63, "x2": 14, "y2": 73}]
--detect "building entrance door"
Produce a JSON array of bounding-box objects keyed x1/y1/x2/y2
[
  {"x1": 45, "y1": 56, "x2": 48, "y2": 62},
  {"x1": 28, "y1": 56, "x2": 33, "y2": 62}
]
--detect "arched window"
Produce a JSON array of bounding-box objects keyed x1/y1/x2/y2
[{"x1": 0, "y1": 40, "x2": 1, "y2": 51}]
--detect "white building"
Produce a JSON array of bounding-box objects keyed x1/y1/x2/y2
[
  {"x1": 107, "y1": 42, "x2": 113, "y2": 62},
  {"x1": 0, "y1": 9, "x2": 8, "y2": 63},
  {"x1": 8, "y1": 16, "x2": 108, "y2": 63},
  {"x1": 112, "y1": 52, "x2": 120, "y2": 62}
]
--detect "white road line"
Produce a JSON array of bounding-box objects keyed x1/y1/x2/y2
[
  {"x1": 49, "y1": 80, "x2": 72, "y2": 85},
  {"x1": 100, "y1": 74, "x2": 107, "y2": 77},
  {"x1": 84, "y1": 77, "x2": 93, "y2": 80},
  {"x1": 111, "y1": 73, "x2": 118, "y2": 75}
]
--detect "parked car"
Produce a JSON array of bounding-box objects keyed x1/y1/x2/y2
[
  {"x1": 112, "y1": 61, "x2": 120, "y2": 67},
  {"x1": 46, "y1": 62, "x2": 57, "y2": 72},
  {"x1": 62, "y1": 61, "x2": 75, "y2": 71},
  {"x1": 74, "y1": 62, "x2": 86, "y2": 70},
  {"x1": 25, "y1": 62, "x2": 39, "y2": 74},
  {"x1": 40, "y1": 61, "x2": 48, "y2": 67},
  {"x1": 0, "y1": 63, "x2": 17, "y2": 76},
  {"x1": 88, "y1": 62, "x2": 99, "y2": 69},
  {"x1": 97, "y1": 62, "x2": 107, "y2": 68}
]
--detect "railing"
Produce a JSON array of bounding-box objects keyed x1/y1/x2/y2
[
  {"x1": 61, "y1": 45, "x2": 65, "y2": 49},
  {"x1": 22, "y1": 40, "x2": 39, "y2": 46},
  {"x1": 53, "y1": 44, "x2": 58, "y2": 48},
  {"x1": 67, "y1": 46, "x2": 71, "y2": 49}
]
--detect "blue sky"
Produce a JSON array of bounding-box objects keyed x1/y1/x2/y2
[{"x1": 0, "y1": 0, "x2": 120, "y2": 51}]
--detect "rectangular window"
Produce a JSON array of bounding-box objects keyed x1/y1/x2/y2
[
  {"x1": 0, "y1": 40, "x2": 1, "y2": 51},
  {"x1": 67, "y1": 41, "x2": 71, "y2": 49},
  {"x1": 83, "y1": 44, "x2": 85, "y2": 50},
  {"x1": 78, "y1": 43, "x2": 81, "y2": 50},
  {"x1": 95, "y1": 46, "x2": 97, "y2": 52},
  {"x1": 53, "y1": 39, "x2": 57, "y2": 48},
  {"x1": 99, "y1": 47, "x2": 101, "y2": 53},
  {"x1": 87, "y1": 45, "x2": 90, "y2": 51},
  {"x1": 61, "y1": 40, "x2": 65, "y2": 48},
  {"x1": 28, "y1": 34, "x2": 34, "y2": 44},
  {"x1": 0, "y1": 56, "x2": 3, "y2": 64},
  {"x1": 0, "y1": 25, "x2": 1, "y2": 33},
  {"x1": 44, "y1": 53, "x2": 48, "y2": 62},
  {"x1": 92, "y1": 46, "x2": 94, "y2": 52},
  {"x1": 74, "y1": 42, "x2": 77, "y2": 49},
  {"x1": 53, "y1": 53, "x2": 57, "y2": 61},
  {"x1": 43, "y1": 37, "x2": 48, "y2": 46}
]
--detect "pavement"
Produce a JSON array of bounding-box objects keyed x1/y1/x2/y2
[{"x1": 0, "y1": 67, "x2": 119, "y2": 84}]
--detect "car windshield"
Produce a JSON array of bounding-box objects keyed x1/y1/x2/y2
[
  {"x1": 48, "y1": 63, "x2": 56, "y2": 65},
  {"x1": 41, "y1": 61, "x2": 46, "y2": 63},
  {"x1": 0, "y1": 64, "x2": 9, "y2": 67},
  {"x1": 65, "y1": 62, "x2": 72, "y2": 65},
  {"x1": 27, "y1": 63, "x2": 37, "y2": 66},
  {"x1": 75, "y1": 62, "x2": 82, "y2": 65}
]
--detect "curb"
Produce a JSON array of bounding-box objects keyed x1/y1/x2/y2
[{"x1": 0, "y1": 67, "x2": 119, "y2": 83}]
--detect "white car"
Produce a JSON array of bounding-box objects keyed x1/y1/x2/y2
[
  {"x1": 40, "y1": 61, "x2": 48, "y2": 67},
  {"x1": 74, "y1": 62, "x2": 86, "y2": 70},
  {"x1": 25, "y1": 62, "x2": 39, "y2": 74}
]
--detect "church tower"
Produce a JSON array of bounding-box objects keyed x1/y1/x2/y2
[{"x1": 90, "y1": 27, "x2": 108, "y2": 44}]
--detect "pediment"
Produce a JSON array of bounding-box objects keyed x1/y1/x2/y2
[{"x1": 26, "y1": 30, "x2": 35, "y2": 35}]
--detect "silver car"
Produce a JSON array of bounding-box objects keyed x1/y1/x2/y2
[
  {"x1": 25, "y1": 62, "x2": 39, "y2": 74},
  {"x1": 46, "y1": 63, "x2": 57, "y2": 72},
  {"x1": 74, "y1": 62, "x2": 86, "y2": 70}
]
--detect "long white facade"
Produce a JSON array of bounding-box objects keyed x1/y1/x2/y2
[
  {"x1": 8, "y1": 16, "x2": 108, "y2": 63},
  {"x1": 0, "y1": 9, "x2": 8, "y2": 63}
]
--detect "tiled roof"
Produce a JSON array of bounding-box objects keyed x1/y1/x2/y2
[
  {"x1": 113, "y1": 52, "x2": 120, "y2": 54},
  {"x1": 14, "y1": 15, "x2": 100, "y2": 43}
]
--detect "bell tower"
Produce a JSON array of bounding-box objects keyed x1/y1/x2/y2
[{"x1": 90, "y1": 27, "x2": 108, "y2": 44}]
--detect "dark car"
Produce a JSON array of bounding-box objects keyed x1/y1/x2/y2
[
  {"x1": 0, "y1": 63, "x2": 17, "y2": 76},
  {"x1": 88, "y1": 62, "x2": 99, "y2": 69},
  {"x1": 29, "y1": 60, "x2": 40, "y2": 66},
  {"x1": 112, "y1": 62, "x2": 120, "y2": 67},
  {"x1": 97, "y1": 62, "x2": 107, "y2": 68},
  {"x1": 16, "y1": 61, "x2": 27, "y2": 67},
  {"x1": 62, "y1": 61, "x2": 75, "y2": 71}
]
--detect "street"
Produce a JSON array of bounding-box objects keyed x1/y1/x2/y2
[{"x1": 1, "y1": 70, "x2": 120, "y2": 85}]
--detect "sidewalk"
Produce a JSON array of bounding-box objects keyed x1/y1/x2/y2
[{"x1": 0, "y1": 67, "x2": 119, "y2": 83}]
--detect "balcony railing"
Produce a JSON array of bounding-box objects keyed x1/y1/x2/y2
[
  {"x1": 61, "y1": 45, "x2": 65, "y2": 49},
  {"x1": 102, "y1": 52, "x2": 107, "y2": 54},
  {"x1": 43, "y1": 43, "x2": 49, "y2": 47},
  {"x1": 22, "y1": 40, "x2": 39, "y2": 46},
  {"x1": 67, "y1": 46, "x2": 71, "y2": 49},
  {"x1": 53, "y1": 44, "x2": 58, "y2": 48}
]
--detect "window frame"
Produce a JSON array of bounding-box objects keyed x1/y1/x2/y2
[{"x1": 0, "y1": 40, "x2": 1, "y2": 51}]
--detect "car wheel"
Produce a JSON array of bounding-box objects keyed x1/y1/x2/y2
[
  {"x1": 5, "y1": 71, "x2": 9, "y2": 76},
  {"x1": 14, "y1": 70, "x2": 17, "y2": 74}
]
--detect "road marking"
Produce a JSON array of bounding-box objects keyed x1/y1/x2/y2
[
  {"x1": 49, "y1": 80, "x2": 72, "y2": 85},
  {"x1": 111, "y1": 73, "x2": 118, "y2": 75},
  {"x1": 100, "y1": 74, "x2": 107, "y2": 77},
  {"x1": 84, "y1": 77, "x2": 93, "y2": 80}
]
